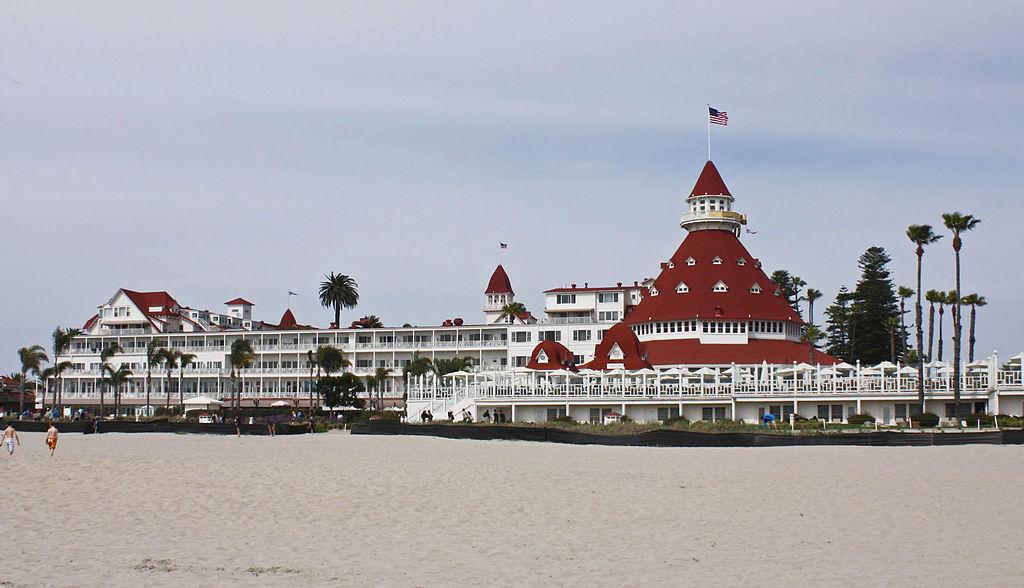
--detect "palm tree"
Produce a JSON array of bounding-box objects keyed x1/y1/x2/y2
[
  {"x1": 367, "y1": 366, "x2": 393, "y2": 410},
  {"x1": 897, "y1": 286, "x2": 914, "y2": 359},
  {"x1": 17, "y1": 345, "x2": 48, "y2": 418},
  {"x1": 50, "y1": 327, "x2": 82, "y2": 416},
  {"x1": 43, "y1": 362, "x2": 73, "y2": 418},
  {"x1": 942, "y1": 211, "x2": 981, "y2": 426},
  {"x1": 177, "y1": 352, "x2": 196, "y2": 411},
  {"x1": 104, "y1": 363, "x2": 133, "y2": 417},
  {"x1": 925, "y1": 289, "x2": 943, "y2": 362},
  {"x1": 158, "y1": 348, "x2": 183, "y2": 409},
  {"x1": 144, "y1": 340, "x2": 166, "y2": 416},
  {"x1": 319, "y1": 273, "x2": 359, "y2": 328},
  {"x1": 313, "y1": 345, "x2": 349, "y2": 411},
  {"x1": 936, "y1": 292, "x2": 949, "y2": 362},
  {"x1": 801, "y1": 325, "x2": 823, "y2": 364},
  {"x1": 960, "y1": 294, "x2": 987, "y2": 363},
  {"x1": 362, "y1": 315, "x2": 383, "y2": 328},
  {"x1": 805, "y1": 289, "x2": 822, "y2": 325},
  {"x1": 98, "y1": 342, "x2": 123, "y2": 418},
  {"x1": 432, "y1": 356, "x2": 475, "y2": 378},
  {"x1": 229, "y1": 339, "x2": 255, "y2": 419},
  {"x1": 907, "y1": 225, "x2": 942, "y2": 409},
  {"x1": 497, "y1": 301, "x2": 528, "y2": 324}
]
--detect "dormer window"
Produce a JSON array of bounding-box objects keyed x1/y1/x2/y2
[
  {"x1": 749, "y1": 283, "x2": 762, "y2": 294},
  {"x1": 676, "y1": 282, "x2": 689, "y2": 294},
  {"x1": 712, "y1": 256, "x2": 723, "y2": 265},
  {"x1": 773, "y1": 289, "x2": 781, "y2": 297},
  {"x1": 686, "y1": 257, "x2": 696, "y2": 266},
  {"x1": 737, "y1": 257, "x2": 747, "y2": 266},
  {"x1": 649, "y1": 286, "x2": 659, "y2": 297},
  {"x1": 667, "y1": 261, "x2": 675, "y2": 268},
  {"x1": 609, "y1": 344, "x2": 624, "y2": 361},
  {"x1": 536, "y1": 350, "x2": 549, "y2": 364},
  {"x1": 713, "y1": 281, "x2": 729, "y2": 293}
]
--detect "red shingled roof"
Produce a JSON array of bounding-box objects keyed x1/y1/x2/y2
[
  {"x1": 582, "y1": 323, "x2": 651, "y2": 371},
  {"x1": 526, "y1": 340, "x2": 577, "y2": 371},
  {"x1": 224, "y1": 298, "x2": 255, "y2": 306},
  {"x1": 644, "y1": 338, "x2": 839, "y2": 366},
  {"x1": 690, "y1": 160, "x2": 731, "y2": 197},
  {"x1": 485, "y1": 265, "x2": 514, "y2": 295},
  {"x1": 278, "y1": 309, "x2": 298, "y2": 329},
  {"x1": 122, "y1": 290, "x2": 180, "y2": 318},
  {"x1": 623, "y1": 230, "x2": 800, "y2": 324}
]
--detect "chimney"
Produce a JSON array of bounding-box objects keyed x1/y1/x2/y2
[
  {"x1": 616, "y1": 282, "x2": 622, "y2": 287},
  {"x1": 571, "y1": 283, "x2": 577, "y2": 289},
  {"x1": 584, "y1": 282, "x2": 588, "y2": 288}
]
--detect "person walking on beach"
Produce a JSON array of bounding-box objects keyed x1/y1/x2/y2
[
  {"x1": 2, "y1": 423, "x2": 19, "y2": 455},
  {"x1": 45, "y1": 422, "x2": 59, "y2": 457}
]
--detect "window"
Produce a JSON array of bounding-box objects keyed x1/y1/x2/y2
[
  {"x1": 712, "y1": 256, "x2": 723, "y2": 265},
  {"x1": 676, "y1": 282, "x2": 689, "y2": 293},
  {"x1": 356, "y1": 359, "x2": 372, "y2": 368},
  {"x1": 608, "y1": 344, "x2": 624, "y2": 360},
  {"x1": 749, "y1": 283, "x2": 762, "y2": 294},
  {"x1": 598, "y1": 292, "x2": 619, "y2": 303},
  {"x1": 556, "y1": 294, "x2": 576, "y2": 305},
  {"x1": 657, "y1": 407, "x2": 680, "y2": 422},
  {"x1": 512, "y1": 331, "x2": 531, "y2": 343},
  {"x1": 649, "y1": 286, "x2": 658, "y2": 296},
  {"x1": 547, "y1": 408, "x2": 567, "y2": 421},
  {"x1": 686, "y1": 257, "x2": 696, "y2": 266},
  {"x1": 737, "y1": 257, "x2": 747, "y2": 266},
  {"x1": 598, "y1": 329, "x2": 607, "y2": 341},
  {"x1": 540, "y1": 330, "x2": 561, "y2": 342},
  {"x1": 573, "y1": 355, "x2": 585, "y2": 365},
  {"x1": 701, "y1": 407, "x2": 727, "y2": 421},
  {"x1": 514, "y1": 356, "x2": 529, "y2": 367},
  {"x1": 598, "y1": 311, "x2": 619, "y2": 321},
  {"x1": 535, "y1": 350, "x2": 549, "y2": 363},
  {"x1": 573, "y1": 329, "x2": 591, "y2": 342},
  {"x1": 713, "y1": 281, "x2": 728, "y2": 293}
]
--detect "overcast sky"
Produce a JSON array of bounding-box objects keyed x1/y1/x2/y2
[{"x1": 2, "y1": 1, "x2": 1022, "y2": 372}]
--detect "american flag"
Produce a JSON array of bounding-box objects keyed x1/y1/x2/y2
[
  {"x1": 499, "y1": 242, "x2": 508, "y2": 249},
  {"x1": 709, "y1": 107, "x2": 728, "y2": 125}
]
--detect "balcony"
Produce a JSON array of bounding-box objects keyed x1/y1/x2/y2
[{"x1": 679, "y1": 210, "x2": 747, "y2": 226}]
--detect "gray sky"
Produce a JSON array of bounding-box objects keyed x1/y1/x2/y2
[{"x1": 2, "y1": 1, "x2": 1022, "y2": 372}]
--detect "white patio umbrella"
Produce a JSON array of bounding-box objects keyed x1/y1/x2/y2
[
  {"x1": 898, "y1": 366, "x2": 919, "y2": 375},
  {"x1": 549, "y1": 369, "x2": 579, "y2": 378},
  {"x1": 874, "y1": 361, "x2": 898, "y2": 371},
  {"x1": 834, "y1": 362, "x2": 856, "y2": 371},
  {"x1": 270, "y1": 400, "x2": 291, "y2": 407},
  {"x1": 925, "y1": 360, "x2": 951, "y2": 368},
  {"x1": 859, "y1": 367, "x2": 882, "y2": 376},
  {"x1": 965, "y1": 359, "x2": 988, "y2": 369},
  {"x1": 183, "y1": 395, "x2": 225, "y2": 406},
  {"x1": 444, "y1": 371, "x2": 471, "y2": 378}
]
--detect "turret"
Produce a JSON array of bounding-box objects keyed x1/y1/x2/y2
[
  {"x1": 679, "y1": 160, "x2": 747, "y2": 237},
  {"x1": 483, "y1": 265, "x2": 515, "y2": 324}
]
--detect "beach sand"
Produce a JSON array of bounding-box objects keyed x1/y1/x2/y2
[{"x1": 2, "y1": 431, "x2": 1022, "y2": 587}]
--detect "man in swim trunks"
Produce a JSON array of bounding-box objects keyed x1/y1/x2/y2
[
  {"x1": 45, "y1": 422, "x2": 59, "y2": 457},
  {"x1": 2, "y1": 423, "x2": 19, "y2": 455}
]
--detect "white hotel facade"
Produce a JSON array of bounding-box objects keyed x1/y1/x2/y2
[{"x1": 49, "y1": 160, "x2": 1024, "y2": 423}]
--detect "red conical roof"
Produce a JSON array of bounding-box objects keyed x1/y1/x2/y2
[
  {"x1": 624, "y1": 230, "x2": 798, "y2": 324},
  {"x1": 485, "y1": 265, "x2": 514, "y2": 295},
  {"x1": 278, "y1": 309, "x2": 298, "y2": 329},
  {"x1": 690, "y1": 160, "x2": 731, "y2": 197}
]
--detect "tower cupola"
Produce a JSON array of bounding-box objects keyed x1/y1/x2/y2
[{"x1": 679, "y1": 160, "x2": 747, "y2": 237}]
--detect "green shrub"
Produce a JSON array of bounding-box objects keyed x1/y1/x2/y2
[
  {"x1": 913, "y1": 412, "x2": 940, "y2": 427},
  {"x1": 847, "y1": 413, "x2": 876, "y2": 425},
  {"x1": 963, "y1": 413, "x2": 995, "y2": 426},
  {"x1": 619, "y1": 415, "x2": 633, "y2": 423},
  {"x1": 662, "y1": 416, "x2": 690, "y2": 426},
  {"x1": 550, "y1": 415, "x2": 576, "y2": 423}
]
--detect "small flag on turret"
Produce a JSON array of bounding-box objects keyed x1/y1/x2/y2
[
  {"x1": 500, "y1": 242, "x2": 508, "y2": 249},
  {"x1": 709, "y1": 107, "x2": 728, "y2": 125},
  {"x1": 288, "y1": 290, "x2": 298, "y2": 296}
]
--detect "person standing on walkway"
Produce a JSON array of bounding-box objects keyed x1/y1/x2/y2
[
  {"x1": 45, "y1": 422, "x2": 59, "y2": 457},
  {"x1": 2, "y1": 423, "x2": 19, "y2": 455}
]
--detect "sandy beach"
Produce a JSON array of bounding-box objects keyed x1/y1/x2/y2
[{"x1": 2, "y1": 431, "x2": 1023, "y2": 587}]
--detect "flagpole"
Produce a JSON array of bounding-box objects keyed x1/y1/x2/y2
[{"x1": 706, "y1": 104, "x2": 711, "y2": 161}]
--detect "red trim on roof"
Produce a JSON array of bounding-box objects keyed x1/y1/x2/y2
[
  {"x1": 690, "y1": 160, "x2": 731, "y2": 197},
  {"x1": 623, "y1": 230, "x2": 801, "y2": 324},
  {"x1": 485, "y1": 265, "x2": 514, "y2": 295},
  {"x1": 224, "y1": 298, "x2": 255, "y2": 306},
  {"x1": 644, "y1": 338, "x2": 839, "y2": 366},
  {"x1": 544, "y1": 285, "x2": 634, "y2": 293},
  {"x1": 526, "y1": 340, "x2": 577, "y2": 371}
]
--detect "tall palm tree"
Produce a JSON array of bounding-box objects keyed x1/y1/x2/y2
[
  {"x1": 884, "y1": 316, "x2": 901, "y2": 363},
  {"x1": 144, "y1": 340, "x2": 166, "y2": 415},
  {"x1": 17, "y1": 345, "x2": 48, "y2": 418},
  {"x1": 98, "y1": 342, "x2": 123, "y2": 418},
  {"x1": 319, "y1": 273, "x2": 359, "y2": 328},
  {"x1": 942, "y1": 211, "x2": 981, "y2": 426},
  {"x1": 960, "y1": 294, "x2": 987, "y2": 363},
  {"x1": 907, "y1": 224, "x2": 942, "y2": 412},
  {"x1": 497, "y1": 301, "x2": 528, "y2": 324},
  {"x1": 801, "y1": 325, "x2": 823, "y2": 364},
  {"x1": 368, "y1": 366, "x2": 393, "y2": 410},
  {"x1": 924, "y1": 289, "x2": 942, "y2": 361},
  {"x1": 104, "y1": 363, "x2": 134, "y2": 417},
  {"x1": 158, "y1": 348, "x2": 183, "y2": 409},
  {"x1": 936, "y1": 292, "x2": 949, "y2": 363},
  {"x1": 805, "y1": 289, "x2": 822, "y2": 325},
  {"x1": 897, "y1": 286, "x2": 914, "y2": 359},
  {"x1": 177, "y1": 352, "x2": 196, "y2": 411},
  {"x1": 44, "y1": 362, "x2": 73, "y2": 417},
  {"x1": 50, "y1": 327, "x2": 82, "y2": 416},
  {"x1": 362, "y1": 315, "x2": 383, "y2": 328},
  {"x1": 229, "y1": 339, "x2": 255, "y2": 419}
]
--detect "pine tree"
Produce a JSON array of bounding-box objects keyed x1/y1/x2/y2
[
  {"x1": 849, "y1": 247, "x2": 901, "y2": 364},
  {"x1": 824, "y1": 286, "x2": 853, "y2": 361},
  {"x1": 770, "y1": 269, "x2": 805, "y2": 318}
]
